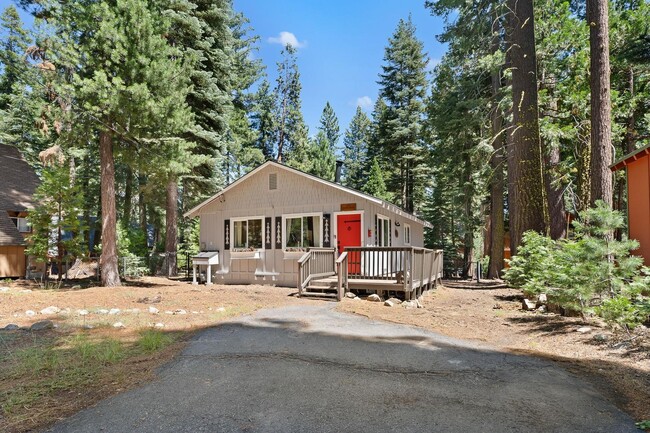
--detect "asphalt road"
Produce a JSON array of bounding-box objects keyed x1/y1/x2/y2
[{"x1": 48, "y1": 304, "x2": 638, "y2": 433}]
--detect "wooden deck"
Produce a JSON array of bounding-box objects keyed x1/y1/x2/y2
[{"x1": 297, "y1": 247, "x2": 444, "y2": 301}]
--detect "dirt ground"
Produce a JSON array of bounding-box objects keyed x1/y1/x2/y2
[{"x1": 337, "y1": 280, "x2": 650, "y2": 423}]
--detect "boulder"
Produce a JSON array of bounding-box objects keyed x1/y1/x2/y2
[
  {"x1": 112, "y1": 322, "x2": 125, "y2": 329},
  {"x1": 71, "y1": 285, "x2": 82, "y2": 290},
  {"x1": 384, "y1": 300, "x2": 394, "y2": 307},
  {"x1": 3, "y1": 324, "x2": 20, "y2": 331},
  {"x1": 148, "y1": 306, "x2": 159, "y2": 314},
  {"x1": 30, "y1": 320, "x2": 54, "y2": 331},
  {"x1": 386, "y1": 297, "x2": 402, "y2": 305},
  {"x1": 538, "y1": 293, "x2": 548, "y2": 304},
  {"x1": 352, "y1": 296, "x2": 361, "y2": 301},
  {"x1": 77, "y1": 309, "x2": 89, "y2": 316},
  {"x1": 345, "y1": 292, "x2": 357, "y2": 299},
  {"x1": 40, "y1": 306, "x2": 61, "y2": 315},
  {"x1": 0, "y1": 286, "x2": 10, "y2": 293},
  {"x1": 576, "y1": 326, "x2": 592, "y2": 334},
  {"x1": 25, "y1": 310, "x2": 36, "y2": 317},
  {"x1": 593, "y1": 334, "x2": 609, "y2": 342},
  {"x1": 108, "y1": 308, "x2": 121, "y2": 315},
  {"x1": 537, "y1": 305, "x2": 547, "y2": 313},
  {"x1": 522, "y1": 299, "x2": 536, "y2": 311},
  {"x1": 402, "y1": 300, "x2": 418, "y2": 309},
  {"x1": 97, "y1": 309, "x2": 109, "y2": 315},
  {"x1": 366, "y1": 294, "x2": 382, "y2": 302}
]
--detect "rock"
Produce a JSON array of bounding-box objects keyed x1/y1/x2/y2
[
  {"x1": 0, "y1": 286, "x2": 10, "y2": 293},
  {"x1": 82, "y1": 324, "x2": 94, "y2": 330},
  {"x1": 154, "y1": 323, "x2": 165, "y2": 329},
  {"x1": 112, "y1": 322, "x2": 125, "y2": 329},
  {"x1": 77, "y1": 309, "x2": 89, "y2": 316},
  {"x1": 191, "y1": 311, "x2": 199, "y2": 314},
  {"x1": 402, "y1": 300, "x2": 418, "y2": 309},
  {"x1": 148, "y1": 306, "x2": 159, "y2": 314},
  {"x1": 25, "y1": 310, "x2": 36, "y2": 317},
  {"x1": 137, "y1": 295, "x2": 162, "y2": 304},
  {"x1": 20, "y1": 289, "x2": 32, "y2": 293},
  {"x1": 384, "y1": 300, "x2": 394, "y2": 307},
  {"x1": 537, "y1": 305, "x2": 547, "y2": 313},
  {"x1": 30, "y1": 320, "x2": 54, "y2": 331},
  {"x1": 345, "y1": 292, "x2": 356, "y2": 299},
  {"x1": 352, "y1": 296, "x2": 361, "y2": 301},
  {"x1": 386, "y1": 297, "x2": 402, "y2": 305},
  {"x1": 108, "y1": 308, "x2": 121, "y2": 315},
  {"x1": 522, "y1": 299, "x2": 536, "y2": 311},
  {"x1": 366, "y1": 294, "x2": 382, "y2": 302},
  {"x1": 97, "y1": 309, "x2": 109, "y2": 315},
  {"x1": 215, "y1": 307, "x2": 226, "y2": 312},
  {"x1": 174, "y1": 309, "x2": 187, "y2": 315},
  {"x1": 593, "y1": 334, "x2": 609, "y2": 342},
  {"x1": 165, "y1": 311, "x2": 174, "y2": 315},
  {"x1": 71, "y1": 285, "x2": 81, "y2": 290},
  {"x1": 576, "y1": 326, "x2": 592, "y2": 334},
  {"x1": 538, "y1": 293, "x2": 548, "y2": 304},
  {"x1": 3, "y1": 324, "x2": 20, "y2": 330},
  {"x1": 128, "y1": 308, "x2": 141, "y2": 314},
  {"x1": 40, "y1": 306, "x2": 61, "y2": 315}
]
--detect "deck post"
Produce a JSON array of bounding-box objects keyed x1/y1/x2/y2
[
  {"x1": 428, "y1": 250, "x2": 435, "y2": 290},
  {"x1": 206, "y1": 264, "x2": 213, "y2": 285},
  {"x1": 192, "y1": 264, "x2": 198, "y2": 285}
]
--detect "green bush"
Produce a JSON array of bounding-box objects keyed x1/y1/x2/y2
[{"x1": 504, "y1": 201, "x2": 650, "y2": 324}]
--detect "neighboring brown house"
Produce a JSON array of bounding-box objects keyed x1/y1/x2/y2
[
  {"x1": 611, "y1": 143, "x2": 650, "y2": 265},
  {"x1": 0, "y1": 144, "x2": 40, "y2": 278}
]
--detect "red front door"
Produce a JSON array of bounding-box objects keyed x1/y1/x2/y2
[{"x1": 337, "y1": 213, "x2": 362, "y2": 274}]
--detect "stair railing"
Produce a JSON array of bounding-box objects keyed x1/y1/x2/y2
[{"x1": 297, "y1": 248, "x2": 336, "y2": 296}]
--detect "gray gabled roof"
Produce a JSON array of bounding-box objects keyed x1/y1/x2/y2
[
  {"x1": 184, "y1": 160, "x2": 433, "y2": 229},
  {"x1": 0, "y1": 144, "x2": 39, "y2": 246}
]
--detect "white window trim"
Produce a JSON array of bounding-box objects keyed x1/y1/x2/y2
[
  {"x1": 377, "y1": 214, "x2": 391, "y2": 247},
  {"x1": 282, "y1": 212, "x2": 323, "y2": 256},
  {"x1": 404, "y1": 223, "x2": 411, "y2": 246},
  {"x1": 230, "y1": 216, "x2": 265, "y2": 253},
  {"x1": 11, "y1": 216, "x2": 31, "y2": 233}
]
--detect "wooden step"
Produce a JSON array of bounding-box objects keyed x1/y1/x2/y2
[
  {"x1": 308, "y1": 280, "x2": 337, "y2": 288},
  {"x1": 300, "y1": 291, "x2": 338, "y2": 299}
]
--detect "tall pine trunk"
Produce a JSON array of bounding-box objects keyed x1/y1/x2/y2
[
  {"x1": 507, "y1": 0, "x2": 547, "y2": 254},
  {"x1": 123, "y1": 166, "x2": 133, "y2": 228},
  {"x1": 99, "y1": 129, "x2": 121, "y2": 287},
  {"x1": 488, "y1": 19, "x2": 505, "y2": 279},
  {"x1": 587, "y1": 0, "x2": 613, "y2": 207},
  {"x1": 163, "y1": 178, "x2": 178, "y2": 277}
]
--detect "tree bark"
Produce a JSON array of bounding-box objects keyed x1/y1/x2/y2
[
  {"x1": 163, "y1": 178, "x2": 178, "y2": 277},
  {"x1": 507, "y1": 0, "x2": 548, "y2": 254},
  {"x1": 488, "y1": 17, "x2": 505, "y2": 279},
  {"x1": 587, "y1": 0, "x2": 613, "y2": 207},
  {"x1": 99, "y1": 129, "x2": 121, "y2": 287},
  {"x1": 123, "y1": 166, "x2": 133, "y2": 228}
]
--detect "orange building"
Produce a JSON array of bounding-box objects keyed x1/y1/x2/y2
[{"x1": 611, "y1": 143, "x2": 650, "y2": 265}]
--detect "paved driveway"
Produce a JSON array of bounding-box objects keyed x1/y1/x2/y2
[{"x1": 48, "y1": 304, "x2": 637, "y2": 433}]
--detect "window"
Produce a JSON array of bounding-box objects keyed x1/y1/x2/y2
[
  {"x1": 269, "y1": 173, "x2": 277, "y2": 190},
  {"x1": 284, "y1": 214, "x2": 321, "y2": 249},
  {"x1": 404, "y1": 224, "x2": 411, "y2": 245},
  {"x1": 232, "y1": 218, "x2": 263, "y2": 250},
  {"x1": 10, "y1": 217, "x2": 31, "y2": 233},
  {"x1": 377, "y1": 215, "x2": 390, "y2": 247}
]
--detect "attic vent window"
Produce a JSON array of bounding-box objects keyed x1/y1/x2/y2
[{"x1": 269, "y1": 173, "x2": 277, "y2": 190}]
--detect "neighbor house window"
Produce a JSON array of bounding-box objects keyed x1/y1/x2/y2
[
  {"x1": 377, "y1": 214, "x2": 390, "y2": 247},
  {"x1": 284, "y1": 214, "x2": 321, "y2": 249},
  {"x1": 404, "y1": 224, "x2": 411, "y2": 245},
  {"x1": 10, "y1": 216, "x2": 31, "y2": 233},
  {"x1": 232, "y1": 218, "x2": 263, "y2": 250}
]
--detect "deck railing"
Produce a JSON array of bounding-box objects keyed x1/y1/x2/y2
[
  {"x1": 297, "y1": 248, "x2": 336, "y2": 295},
  {"x1": 342, "y1": 247, "x2": 444, "y2": 296}
]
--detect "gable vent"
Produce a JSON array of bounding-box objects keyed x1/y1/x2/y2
[{"x1": 269, "y1": 173, "x2": 277, "y2": 190}]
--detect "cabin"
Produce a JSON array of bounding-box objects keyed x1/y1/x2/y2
[
  {"x1": 0, "y1": 144, "x2": 40, "y2": 278},
  {"x1": 611, "y1": 143, "x2": 650, "y2": 265},
  {"x1": 185, "y1": 161, "x2": 443, "y2": 300}
]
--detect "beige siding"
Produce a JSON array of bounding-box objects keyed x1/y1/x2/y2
[
  {"x1": 0, "y1": 245, "x2": 26, "y2": 278},
  {"x1": 197, "y1": 165, "x2": 426, "y2": 286}
]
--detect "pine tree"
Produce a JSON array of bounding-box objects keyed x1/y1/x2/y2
[
  {"x1": 0, "y1": 5, "x2": 30, "y2": 110},
  {"x1": 251, "y1": 79, "x2": 278, "y2": 160},
  {"x1": 342, "y1": 106, "x2": 371, "y2": 190},
  {"x1": 307, "y1": 130, "x2": 335, "y2": 180},
  {"x1": 27, "y1": 162, "x2": 86, "y2": 281},
  {"x1": 376, "y1": 17, "x2": 429, "y2": 212},
  {"x1": 363, "y1": 157, "x2": 391, "y2": 201},
  {"x1": 318, "y1": 101, "x2": 340, "y2": 148}
]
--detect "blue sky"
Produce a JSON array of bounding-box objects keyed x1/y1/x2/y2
[
  {"x1": 236, "y1": 0, "x2": 447, "y2": 139},
  {"x1": 1, "y1": 0, "x2": 448, "y2": 141}
]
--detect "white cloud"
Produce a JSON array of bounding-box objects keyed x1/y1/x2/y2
[
  {"x1": 268, "y1": 31, "x2": 306, "y2": 49},
  {"x1": 356, "y1": 96, "x2": 373, "y2": 110}
]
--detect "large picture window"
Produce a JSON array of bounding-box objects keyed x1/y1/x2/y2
[
  {"x1": 232, "y1": 218, "x2": 263, "y2": 250},
  {"x1": 285, "y1": 214, "x2": 321, "y2": 249}
]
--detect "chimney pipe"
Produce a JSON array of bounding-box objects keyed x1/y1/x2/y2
[{"x1": 335, "y1": 160, "x2": 343, "y2": 183}]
